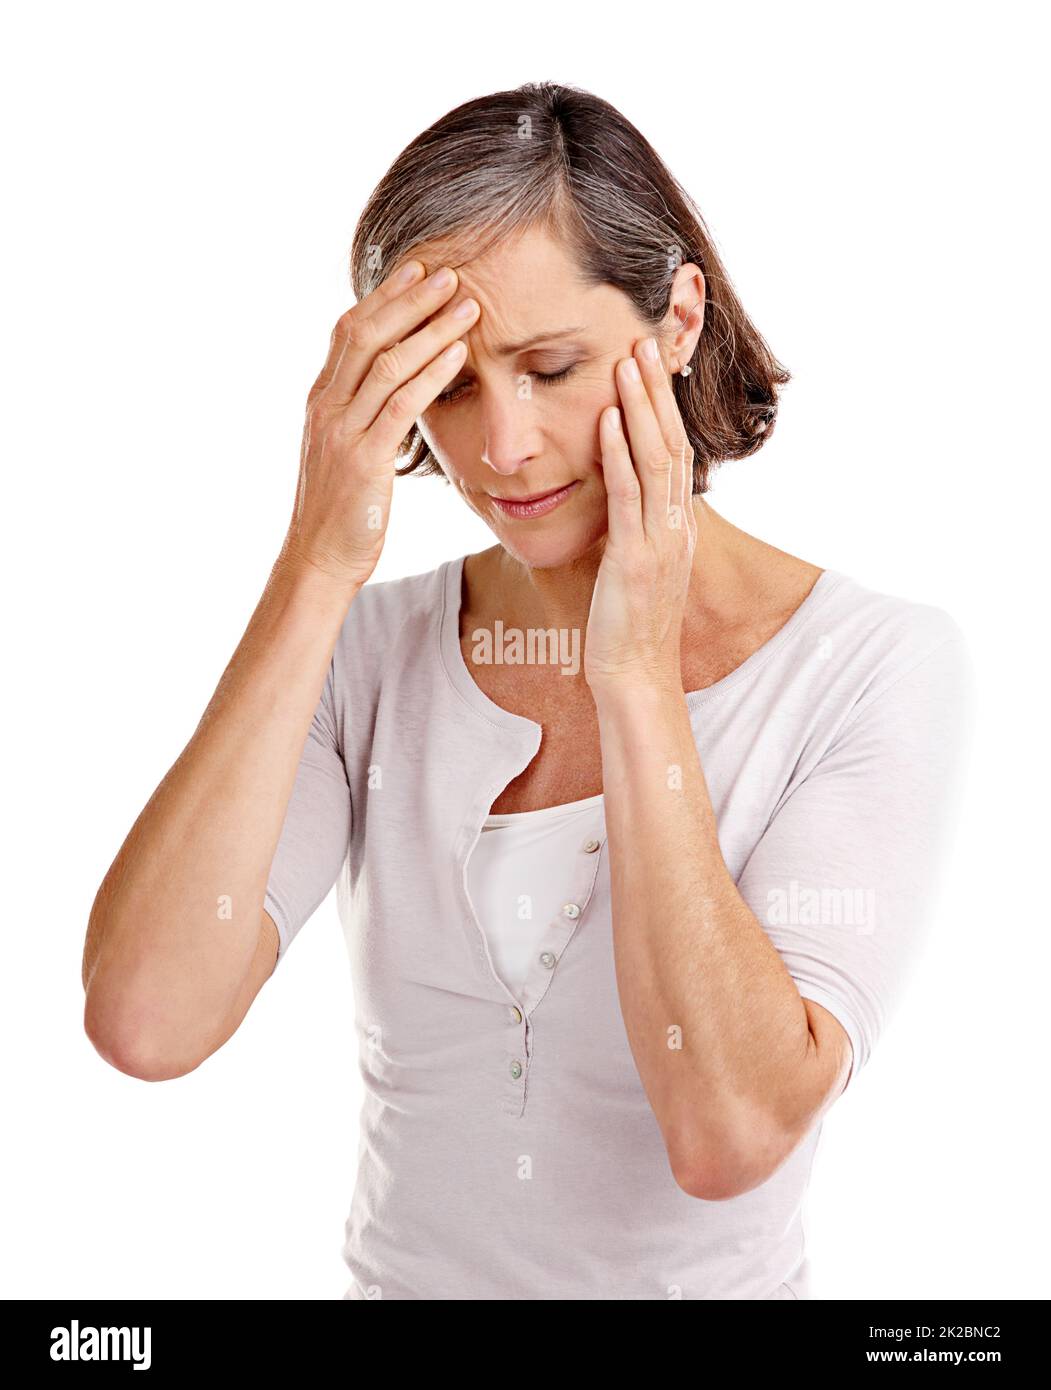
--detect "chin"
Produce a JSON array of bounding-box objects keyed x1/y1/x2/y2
[{"x1": 491, "y1": 511, "x2": 609, "y2": 570}]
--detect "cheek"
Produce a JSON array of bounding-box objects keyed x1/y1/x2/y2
[
  {"x1": 545, "y1": 386, "x2": 608, "y2": 448},
  {"x1": 416, "y1": 416, "x2": 456, "y2": 474},
  {"x1": 416, "y1": 416, "x2": 437, "y2": 452},
  {"x1": 556, "y1": 405, "x2": 611, "y2": 492}
]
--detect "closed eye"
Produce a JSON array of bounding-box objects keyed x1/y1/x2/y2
[{"x1": 434, "y1": 363, "x2": 578, "y2": 406}]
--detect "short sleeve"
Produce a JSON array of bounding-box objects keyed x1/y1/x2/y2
[
  {"x1": 735, "y1": 629, "x2": 976, "y2": 1089},
  {"x1": 263, "y1": 662, "x2": 352, "y2": 965}
]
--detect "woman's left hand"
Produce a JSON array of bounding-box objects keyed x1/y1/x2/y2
[{"x1": 584, "y1": 337, "x2": 698, "y2": 695}]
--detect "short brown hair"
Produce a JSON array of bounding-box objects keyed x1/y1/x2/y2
[{"x1": 349, "y1": 81, "x2": 789, "y2": 494}]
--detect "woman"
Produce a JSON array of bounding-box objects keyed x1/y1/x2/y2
[{"x1": 83, "y1": 81, "x2": 973, "y2": 1300}]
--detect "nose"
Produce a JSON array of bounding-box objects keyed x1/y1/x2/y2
[{"x1": 477, "y1": 386, "x2": 542, "y2": 478}]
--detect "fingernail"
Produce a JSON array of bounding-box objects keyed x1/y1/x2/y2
[
  {"x1": 453, "y1": 297, "x2": 478, "y2": 318},
  {"x1": 433, "y1": 267, "x2": 455, "y2": 288},
  {"x1": 641, "y1": 337, "x2": 659, "y2": 362},
  {"x1": 623, "y1": 358, "x2": 641, "y2": 382},
  {"x1": 397, "y1": 261, "x2": 421, "y2": 285}
]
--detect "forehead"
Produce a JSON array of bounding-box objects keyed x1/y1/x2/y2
[
  {"x1": 413, "y1": 222, "x2": 581, "y2": 294},
  {"x1": 409, "y1": 223, "x2": 627, "y2": 345}
]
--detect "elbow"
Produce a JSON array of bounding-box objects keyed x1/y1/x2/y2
[
  {"x1": 671, "y1": 1164, "x2": 757, "y2": 1203},
  {"x1": 97, "y1": 1041, "x2": 203, "y2": 1084},
  {"x1": 82, "y1": 931, "x2": 215, "y2": 1082},
  {"x1": 669, "y1": 1126, "x2": 791, "y2": 1202},
  {"x1": 83, "y1": 997, "x2": 205, "y2": 1083}
]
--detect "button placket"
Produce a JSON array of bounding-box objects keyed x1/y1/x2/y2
[
  {"x1": 457, "y1": 781, "x2": 607, "y2": 1117},
  {"x1": 514, "y1": 821, "x2": 607, "y2": 1019},
  {"x1": 500, "y1": 824, "x2": 607, "y2": 1117}
]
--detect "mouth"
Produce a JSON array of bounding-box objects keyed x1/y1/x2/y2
[{"x1": 488, "y1": 480, "x2": 582, "y2": 519}]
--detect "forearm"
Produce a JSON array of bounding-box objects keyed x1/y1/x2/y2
[
  {"x1": 83, "y1": 555, "x2": 357, "y2": 1073},
  {"x1": 592, "y1": 681, "x2": 827, "y2": 1195}
]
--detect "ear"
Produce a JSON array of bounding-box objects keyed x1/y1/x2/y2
[{"x1": 660, "y1": 262, "x2": 705, "y2": 373}]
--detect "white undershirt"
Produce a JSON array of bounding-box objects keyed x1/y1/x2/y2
[{"x1": 466, "y1": 792, "x2": 605, "y2": 993}]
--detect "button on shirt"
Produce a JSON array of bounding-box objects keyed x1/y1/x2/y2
[
  {"x1": 263, "y1": 553, "x2": 974, "y2": 1300},
  {"x1": 468, "y1": 793, "x2": 605, "y2": 994}
]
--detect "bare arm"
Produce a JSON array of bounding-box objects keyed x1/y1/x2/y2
[
  {"x1": 82, "y1": 558, "x2": 358, "y2": 1080},
  {"x1": 83, "y1": 256, "x2": 479, "y2": 1080}
]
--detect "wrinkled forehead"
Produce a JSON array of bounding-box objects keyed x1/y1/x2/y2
[
  {"x1": 405, "y1": 220, "x2": 553, "y2": 281},
  {"x1": 403, "y1": 223, "x2": 597, "y2": 336}
]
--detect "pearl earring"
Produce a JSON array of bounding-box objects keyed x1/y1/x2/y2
[{"x1": 679, "y1": 363, "x2": 693, "y2": 377}]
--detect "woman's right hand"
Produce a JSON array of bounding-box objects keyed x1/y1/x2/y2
[{"x1": 279, "y1": 261, "x2": 479, "y2": 590}]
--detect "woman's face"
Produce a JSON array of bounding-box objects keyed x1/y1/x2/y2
[{"x1": 414, "y1": 224, "x2": 694, "y2": 570}]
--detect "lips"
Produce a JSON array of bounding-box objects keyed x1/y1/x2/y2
[
  {"x1": 489, "y1": 484, "x2": 569, "y2": 504},
  {"x1": 488, "y1": 479, "x2": 581, "y2": 519}
]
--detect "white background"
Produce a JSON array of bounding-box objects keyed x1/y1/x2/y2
[{"x1": 2, "y1": 1, "x2": 1047, "y2": 1299}]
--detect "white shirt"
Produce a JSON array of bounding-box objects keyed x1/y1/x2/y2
[{"x1": 263, "y1": 553, "x2": 975, "y2": 1299}]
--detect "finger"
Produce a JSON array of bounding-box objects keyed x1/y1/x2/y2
[
  {"x1": 321, "y1": 265, "x2": 462, "y2": 411},
  {"x1": 599, "y1": 405, "x2": 644, "y2": 550},
  {"x1": 634, "y1": 337, "x2": 692, "y2": 537},
  {"x1": 310, "y1": 258, "x2": 426, "y2": 402},
  {"x1": 616, "y1": 354, "x2": 673, "y2": 538},
  {"x1": 347, "y1": 290, "x2": 481, "y2": 432},
  {"x1": 366, "y1": 338, "x2": 469, "y2": 462}
]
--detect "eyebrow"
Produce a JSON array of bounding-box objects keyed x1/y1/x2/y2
[{"x1": 491, "y1": 326, "x2": 588, "y2": 356}]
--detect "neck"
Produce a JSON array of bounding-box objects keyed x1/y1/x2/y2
[{"x1": 477, "y1": 499, "x2": 749, "y2": 635}]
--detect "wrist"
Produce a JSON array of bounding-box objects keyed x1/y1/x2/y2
[
  {"x1": 269, "y1": 549, "x2": 363, "y2": 610},
  {"x1": 588, "y1": 675, "x2": 686, "y2": 715}
]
